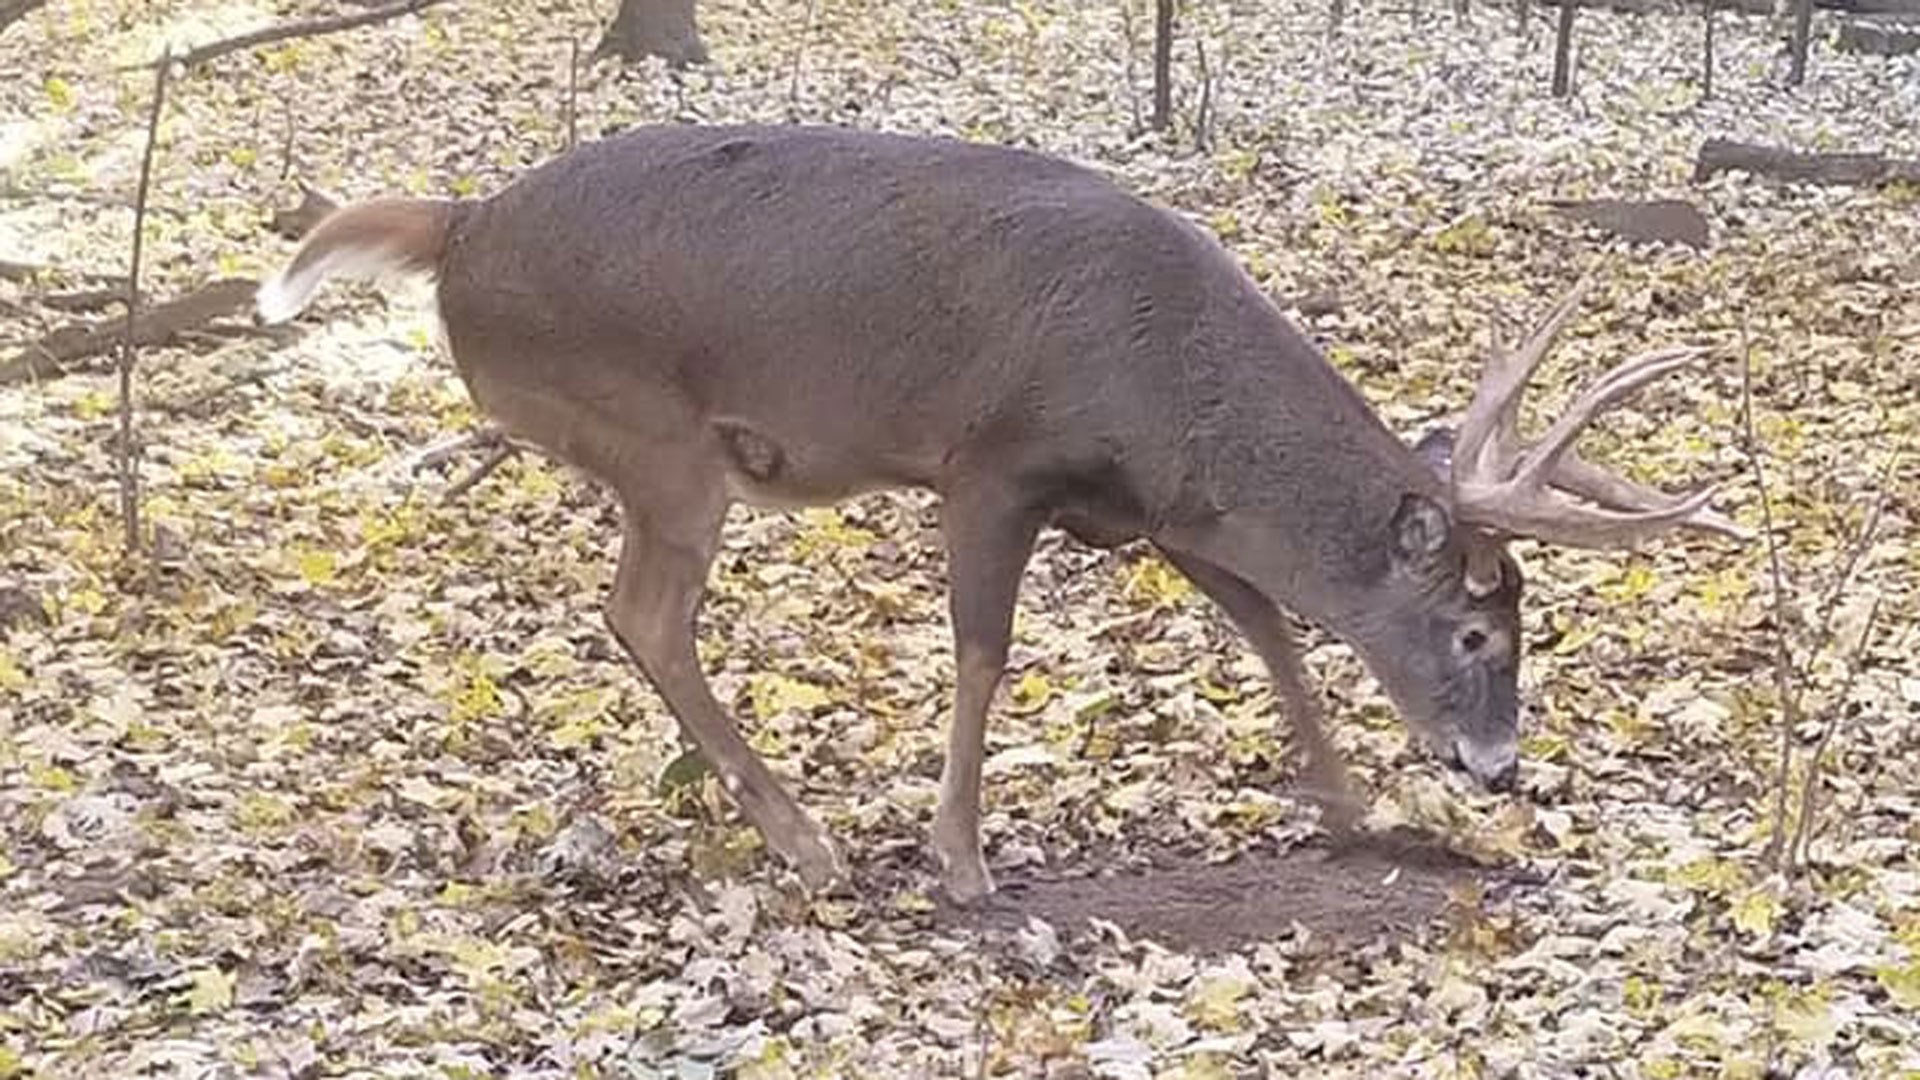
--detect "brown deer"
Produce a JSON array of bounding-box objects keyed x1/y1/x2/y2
[{"x1": 256, "y1": 124, "x2": 1746, "y2": 902}]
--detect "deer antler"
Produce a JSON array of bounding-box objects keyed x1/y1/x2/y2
[{"x1": 1448, "y1": 277, "x2": 1752, "y2": 550}]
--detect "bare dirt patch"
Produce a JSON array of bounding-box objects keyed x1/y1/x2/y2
[{"x1": 948, "y1": 830, "x2": 1502, "y2": 956}]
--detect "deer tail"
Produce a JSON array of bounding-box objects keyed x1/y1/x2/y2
[{"x1": 255, "y1": 197, "x2": 455, "y2": 324}]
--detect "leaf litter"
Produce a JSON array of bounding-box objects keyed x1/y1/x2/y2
[{"x1": 2, "y1": 0, "x2": 1919, "y2": 1076}]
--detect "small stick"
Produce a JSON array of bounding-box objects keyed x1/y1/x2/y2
[
  {"x1": 1740, "y1": 320, "x2": 1799, "y2": 871},
  {"x1": 120, "y1": 47, "x2": 172, "y2": 557},
  {"x1": 1119, "y1": 0, "x2": 1144, "y2": 134},
  {"x1": 1787, "y1": 598, "x2": 1879, "y2": 872},
  {"x1": 788, "y1": 0, "x2": 820, "y2": 110},
  {"x1": 565, "y1": 37, "x2": 580, "y2": 152},
  {"x1": 164, "y1": 0, "x2": 456, "y2": 70}
]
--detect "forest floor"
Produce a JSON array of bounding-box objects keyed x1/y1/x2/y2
[{"x1": 2, "y1": 0, "x2": 1919, "y2": 1076}]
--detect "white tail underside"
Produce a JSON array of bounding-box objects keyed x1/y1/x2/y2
[{"x1": 254, "y1": 241, "x2": 431, "y2": 325}]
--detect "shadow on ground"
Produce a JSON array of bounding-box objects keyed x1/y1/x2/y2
[{"x1": 943, "y1": 829, "x2": 1504, "y2": 955}]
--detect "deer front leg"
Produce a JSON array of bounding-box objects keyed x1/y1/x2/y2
[
  {"x1": 604, "y1": 500, "x2": 844, "y2": 891},
  {"x1": 1158, "y1": 548, "x2": 1363, "y2": 833},
  {"x1": 932, "y1": 486, "x2": 1042, "y2": 905}
]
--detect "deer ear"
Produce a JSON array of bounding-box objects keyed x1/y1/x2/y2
[
  {"x1": 1391, "y1": 492, "x2": 1452, "y2": 563},
  {"x1": 1411, "y1": 425, "x2": 1455, "y2": 482}
]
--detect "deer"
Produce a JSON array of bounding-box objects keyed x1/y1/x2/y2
[{"x1": 255, "y1": 123, "x2": 1748, "y2": 903}]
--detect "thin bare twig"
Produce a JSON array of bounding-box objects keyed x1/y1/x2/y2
[
  {"x1": 1119, "y1": 0, "x2": 1144, "y2": 134},
  {"x1": 164, "y1": 0, "x2": 454, "y2": 70},
  {"x1": 119, "y1": 49, "x2": 171, "y2": 557},
  {"x1": 442, "y1": 442, "x2": 517, "y2": 503},
  {"x1": 1151, "y1": 0, "x2": 1174, "y2": 131},
  {"x1": 565, "y1": 37, "x2": 580, "y2": 152},
  {"x1": 279, "y1": 89, "x2": 298, "y2": 182},
  {"x1": 1701, "y1": 0, "x2": 1716, "y2": 100},
  {"x1": 788, "y1": 0, "x2": 820, "y2": 110},
  {"x1": 1194, "y1": 37, "x2": 1214, "y2": 153},
  {"x1": 1740, "y1": 323, "x2": 1799, "y2": 871},
  {"x1": 1812, "y1": 450, "x2": 1900, "y2": 640},
  {"x1": 1787, "y1": 598, "x2": 1880, "y2": 872}
]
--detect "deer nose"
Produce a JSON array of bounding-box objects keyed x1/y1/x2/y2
[
  {"x1": 1455, "y1": 738, "x2": 1518, "y2": 793},
  {"x1": 1483, "y1": 759, "x2": 1518, "y2": 793}
]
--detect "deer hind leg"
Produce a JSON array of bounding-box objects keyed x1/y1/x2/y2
[
  {"x1": 1155, "y1": 548, "x2": 1363, "y2": 833},
  {"x1": 931, "y1": 484, "x2": 1042, "y2": 905},
  {"x1": 603, "y1": 471, "x2": 844, "y2": 891}
]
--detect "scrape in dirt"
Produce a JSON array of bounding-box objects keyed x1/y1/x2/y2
[{"x1": 952, "y1": 832, "x2": 1496, "y2": 956}]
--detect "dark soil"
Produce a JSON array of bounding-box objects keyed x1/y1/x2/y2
[{"x1": 949, "y1": 829, "x2": 1499, "y2": 955}]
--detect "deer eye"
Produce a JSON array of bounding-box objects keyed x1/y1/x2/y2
[{"x1": 1459, "y1": 628, "x2": 1488, "y2": 654}]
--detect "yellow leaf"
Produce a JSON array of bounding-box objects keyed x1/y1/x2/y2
[
  {"x1": 1732, "y1": 888, "x2": 1781, "y2": 937},
  {"x1": 1552, "y1": 622, "x2": 1601, "y2": 656},
  {"x1": 30, "y1": 764, "x2": 76, "y2": 794},
  {"x1": 1123, "y1": 556, "x2": 1192, "y2": 608},
  {"x1": 0, "y1": 651, "x2": 25, "y2": 691},
  {"x1": 1671, "y1": 857, "x2": 1746, "y2": 898},
  {"x1": 184, "y1": 967, "x2": 235, "y2": 1014},
  {"x1": 747, "y1": 673, "x2": 831, "y2": 721},
  {"x1": 295, "y1": 549, "x2": 337, "y2": 586},
  {"x1": 1186, "y1": 969, "x2": 1255, "y2": 1030},
  {"x1": 43, "y1": 76, "x2": 73, "y2": 111},
  {"x1": 0, "y1": 1045, "x2": 21, "y2": 1080},
  {"x1": 450, "y1": 668, "x2": 503, "y2": 724},
  {"x1": 1774, "y1": 985, "x2": 1837, "y2": 1050},
  {"x1": 1010, "y1": 669, "x2": 1053, "y2": 714},
  {"x1": 1875, "y1": 962, "x2": 1920, "y2": 1009},
  {"x1": 72, "y1": 389, "x2": 114, "y2": 420},
  {"x1": 1623, "y1": 975, "x2": 1661, "y2": 1016}
]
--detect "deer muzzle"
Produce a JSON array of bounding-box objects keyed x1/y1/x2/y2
[{"x1": 1454, "y1": 736, "x2": 1519, "y2": 793}]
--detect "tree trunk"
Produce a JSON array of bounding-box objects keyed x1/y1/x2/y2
[
  {"x1": 594, "y1": 0, "x2": 706, "y2": 67},
  {"x1": 1152, "y1": 0, "x2": 1174, "y2": 131},
  {"x1": 1788, "y1": 0, "x2": 1813, "y2": 83},
  {"x1": 1551, "y1": 0, "x2": 1578, "y2": 96}
]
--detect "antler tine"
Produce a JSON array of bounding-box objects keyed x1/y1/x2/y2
[
  {"x1": 1522, "y1": 484, "x2": 1727, "y2": 550},
  {"x1": 1451, "y1": 276, "x2": 1596, "y2": 485},
  {"x1": 1510, "y1": 344, "x2": 1706, "y2": 491},
  {"x1": 1548, "y1": 451, "x2": 1755, "y2": 542}
]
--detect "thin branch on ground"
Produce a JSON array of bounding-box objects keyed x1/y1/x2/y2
[
  {"x1": 443, "y1": 441, "x2": 519, "y2": 502},
  {"x1": 395, "y1": 427, "x2": 529, "y2": 502},
  {"x1": 163, "y1": 0, "x2": 455, "y2": 70},
  {"x1": 2, "y1": 279, "x2": 260, "y2": 385},
  {"x1": 119, "y1": 49, "x2": 172, "y2": 558}
]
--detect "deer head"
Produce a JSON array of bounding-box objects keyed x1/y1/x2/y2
[{"x1": 1358, "y1": 276, "x2": 1750, "y2": 789}]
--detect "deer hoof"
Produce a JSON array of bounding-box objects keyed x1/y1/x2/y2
[
  {"x1": 788, "y1": 831, "x2": 848, "y2": 894},
  {"x1": 938, "y1": 852, "x2": 996, "y2": 906}
]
